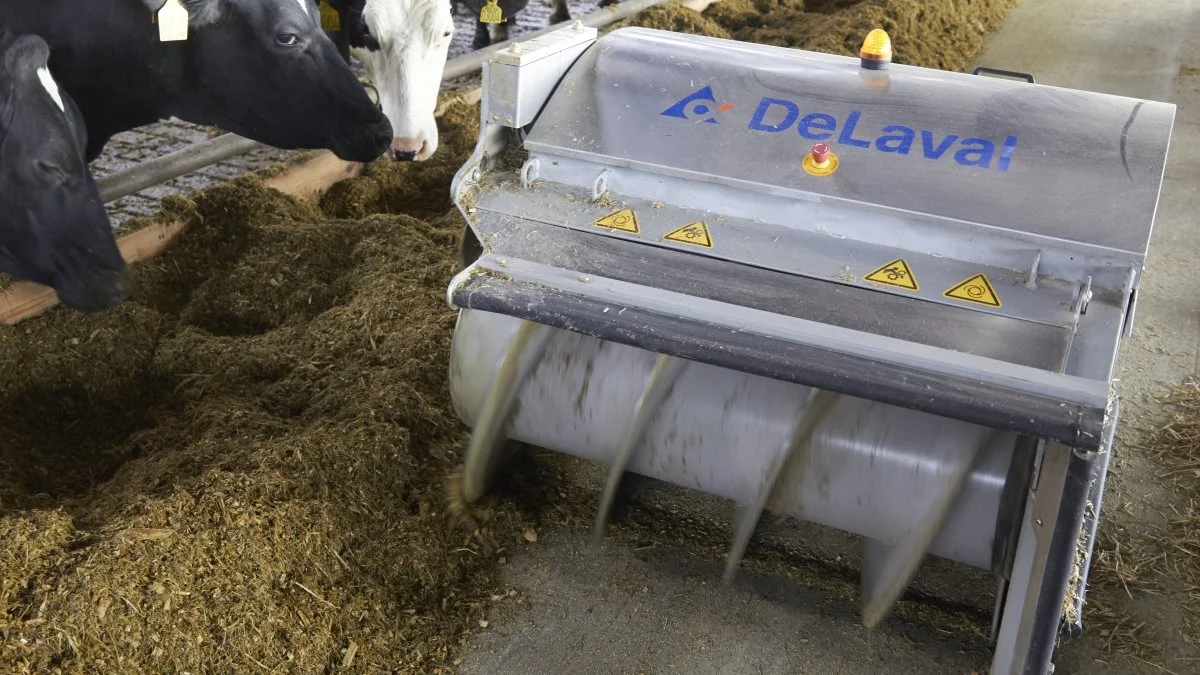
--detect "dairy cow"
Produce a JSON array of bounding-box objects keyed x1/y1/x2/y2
[
  {"x1": 0, "y1": 29, "x2": 126, "y2": 311},
  {"x1": 0, "y1": 0, "x2": 393, "y2": 163},
  {"x1": 321, "y1": 0, "x2": 456, "y2": 161}
]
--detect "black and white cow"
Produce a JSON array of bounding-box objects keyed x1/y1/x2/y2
[
  {"x1": 322, "y1": 0, "x2": 456, "y2": 162},
  {"x1": 0, "y1": 0, "x2": 394, "y2": 164},
  {"x1": 0, "y1": 29, "x2": 127, "y2": 312}
]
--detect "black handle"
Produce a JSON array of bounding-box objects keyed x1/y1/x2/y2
[{"x1": 971, "y1": 66, "x2": 1035, "y2": 84}]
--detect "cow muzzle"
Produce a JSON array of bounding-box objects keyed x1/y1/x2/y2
[
  {"x1": 389, "y1": 137, "x2": 434, "y2": 162},
  {"x1": 331, "y1": 118, "x2": 394, "y2": 163}
]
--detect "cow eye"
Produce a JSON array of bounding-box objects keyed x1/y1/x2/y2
[
  {"x1": 276, "y1": 33, "x2": 300, "y2": 47},
  {"x1": 442, "y1": 31, "x2": 452, "y2": 38},
  {"x1": 33, "y1": 159, "x2": 66, "y2": 183}
]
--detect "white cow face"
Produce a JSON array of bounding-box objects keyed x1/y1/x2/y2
[{"x1": 354, "y1": 0, "x2": 454, "y2": 161}]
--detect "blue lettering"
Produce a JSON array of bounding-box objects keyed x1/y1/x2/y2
[
  {"x1": 838, "y1": 110, "x2": 872, "y2": 148},
  {"x1": 920, "y1": 131, "x2": 958, "y2": 160},
  {"x1": 713, "y1": 94, "x2": 1020, "y2": 172},
  {"x1": 997, "y1": 135, "x2": 1018, "y2": 172},
  {"x1": 875, "y1": 125, "x2": 914, "y2": 154},
  {"x1": 797, "y1": 113, "x2": 837, "y2": 140},
  {"x1": 748, "y1": 98, "x2": 799, "y2": 132},
  {"x1": 955, "y1": 138, "x2": 997, "y2": 168}
]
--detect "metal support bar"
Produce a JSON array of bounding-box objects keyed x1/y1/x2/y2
[
  {"x1": 991, "y1": 437, "x2": 1098, "y2": 675},
  {"x1": 97, "y1": 133, "x2": 263, "y2": 204},
  {"x1": 1062, "y1": 397, "x2": 1118, "y2": 637}
]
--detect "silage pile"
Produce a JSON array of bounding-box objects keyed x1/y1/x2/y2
[{"x1": 1, "y1": 1, "x2": 1022, "y2": 671}]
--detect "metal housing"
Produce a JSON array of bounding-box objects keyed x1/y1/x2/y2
[{"x1": 445, "y1": 25, "x2": 1177, "y2": 675}]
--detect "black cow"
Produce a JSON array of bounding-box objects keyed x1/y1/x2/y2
[
  {"x1": 0, "y1": 0, "x2": 393, "y2": 163},
  {"x1": 456, "y1": 0, "x2": 614, "y2": 50},
  {"x1": 0, "y1": 29, "x2": 126, "y2": 312}
]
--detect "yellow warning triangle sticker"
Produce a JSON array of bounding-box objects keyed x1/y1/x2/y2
[
  {"x1": 943, "y1": 273, "x2": 1002, "y2": 307},
  {"x1": 864, "y1": 258, "x2": 918, "y2": 291},
  {"x1": 662, "y1": 221, "x2": 713, "y2": 248},
  {"x1": 594, "y1": 208, "x2": 639, "y2": 234}
]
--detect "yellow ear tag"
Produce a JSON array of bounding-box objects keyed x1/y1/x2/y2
[
  {"x1": 479, "y1": 0, "x2": 504, "y2": 24},
  {"x1": 157, "y1": 0, "x2": 189, "y2": 42},
  {"x1": 319, "y1": 1, "x2": 341, "y2": 31}
]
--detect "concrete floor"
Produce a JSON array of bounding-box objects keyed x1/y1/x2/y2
[{"x1": 455, "y1": 0, "x2": 1200, "y2": 673}]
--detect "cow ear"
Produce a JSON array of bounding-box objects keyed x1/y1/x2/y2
[
  {"x1": 141, "y1": 0, "x2": 223, "y2": 27},
  {"x1": 2, "y1": 34, "x2": 51, "y2": 82},
  {"x1": 182, "y1": 0, "x2": 224, "y2": 26}
]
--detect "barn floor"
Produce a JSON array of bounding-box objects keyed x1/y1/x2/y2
[{"x1": 2, "y1": 0, "x2": 1198, "y2": 673}]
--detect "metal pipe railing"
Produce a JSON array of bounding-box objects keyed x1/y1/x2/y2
[{"x1": 97, "y1": 132, "x2": 262, "y2": 203}]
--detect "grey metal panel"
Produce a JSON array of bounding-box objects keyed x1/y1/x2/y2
[
  {"x1": 526, "y1": 27, "x2": 1175, "y2": 256},
  {"x1": 472, "y1": 183, "x2": 1082, "y2": 329},
  {"x1": 472, "y1": 212, "x2": 1073, "y2": 371}
]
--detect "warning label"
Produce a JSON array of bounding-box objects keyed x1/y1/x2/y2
[
  {"x1": 662, "y1": 221, "x2": 713, "y2": 248},
  {"x1": 864, "y1": 258, "x2": 919, "y2": 291},
  {"x1": 943, "y1": 273, "x2": 1002, "y2": 307},
  {"x1": 594, "y1": 208, "x2": 640, "y2": 234}
]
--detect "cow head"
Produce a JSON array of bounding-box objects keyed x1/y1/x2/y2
[
  {"x1": 144, "y1": 0, "x2": 394, "y2": 163},
  {"x1": 0, "y1": 33, "x2": 127, "y2": 312},
  {"x1": 329, "y1": 0, "x2": 455, "y2": 161}
]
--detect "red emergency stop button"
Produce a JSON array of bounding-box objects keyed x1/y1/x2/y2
[
  {"x1": 803, "y1": 142, "x2": 839, "y2": 176},
  {"x1": 811, "y1": 143, "x2": 831, "y2": 167}
]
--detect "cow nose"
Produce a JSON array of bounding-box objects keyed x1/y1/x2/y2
[{"x1": 390, "y1": 138, "x2": 427, "y2": 162}]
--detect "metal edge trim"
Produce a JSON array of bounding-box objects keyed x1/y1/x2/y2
[{"x1": 1021, "y1": 443, "x2": 1099, "y2": 674}]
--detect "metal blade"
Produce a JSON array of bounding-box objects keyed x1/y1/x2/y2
[
  {"x1": 593, "y1": 354, "x2": 688, "y2": 543},
  {"x1": 724, "y1": 388, "x2": 837, "y2": 582},
  {"x1": 860, "y1": 429, "x2": 994, "y2": 628},
  {"x1": 461, "y1": 319, "x2": 556, "y2": 503}
]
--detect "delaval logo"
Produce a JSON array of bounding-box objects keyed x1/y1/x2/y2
[
  {"x1": 659, "y1": 85, "x2": 736, "y2": 124},
  {"x1": 661, "y1": 86, "x2": 1018, "y2": 172}
]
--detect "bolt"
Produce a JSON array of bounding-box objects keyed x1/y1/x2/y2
[
  {"x1": 509, "y1": 42, "x2": 522, "y2": 55},
  {"x1": 572, "y1": 20, "x2": 584, "y2": 31}
]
